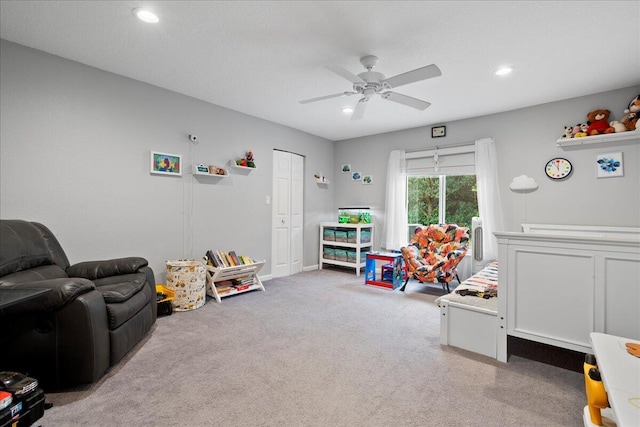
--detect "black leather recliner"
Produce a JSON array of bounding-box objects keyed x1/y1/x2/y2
[{"x1": 0, "y1": 220, "x2": 157, "y2": 389}]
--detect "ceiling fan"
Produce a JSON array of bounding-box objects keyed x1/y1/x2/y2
[{"x1": 299, "y1": 55, "x2": 441, "y2": 120}]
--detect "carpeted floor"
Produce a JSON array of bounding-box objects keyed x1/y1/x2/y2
[{"x1": 42, "y1": 269, "x2": 586, "y2": 426}]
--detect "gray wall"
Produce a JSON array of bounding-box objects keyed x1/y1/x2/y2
[
  {"x1": 0, "y1": 40, "x2": 335, "y2": 280},
  {"x1": 335, "y1": 86, "x2": 640, "y2": 250},
  {"x1": 2, "y1": 38, "x2": 638, "y2": 280}
]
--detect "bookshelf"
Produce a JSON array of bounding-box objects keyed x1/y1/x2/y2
[{"x1": 205, "y1": 261, "x2": 265, "y2": 303}]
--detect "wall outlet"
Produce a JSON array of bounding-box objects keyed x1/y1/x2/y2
[{"x1": 265, "y1": 196, "x2": 271, "y2": 205}]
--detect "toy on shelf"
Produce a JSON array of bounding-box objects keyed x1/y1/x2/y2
[
  {"x1": 586, "y1": 109, "x2": 615, "y2": 136},
  {"x1": 620, "y1": 94, "x2": 639, "y2": 131},
  {"x1": 236, "y1": 150, "x2": 256, "y2": 168}
]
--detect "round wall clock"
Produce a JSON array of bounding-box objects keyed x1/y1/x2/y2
[{"x1": 545, "y1": 157, "x2": 573, "y2": 180}]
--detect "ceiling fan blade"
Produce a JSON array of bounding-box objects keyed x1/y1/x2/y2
[
  {"x1": 326, "y1": 65, "x2": 366, "y2": 85},
  {"x1": 383, "y1": 64, "x2": 441, "y2": 89},
  {"x1": 299, "y1": 91, "x2": 355, "y2": 104},
  {"x1": 381, "y1": 92, "x2": 431, "y2": 110},
  {"x1": 351, "y1": 97, "x2": 368, "y2": 120}
]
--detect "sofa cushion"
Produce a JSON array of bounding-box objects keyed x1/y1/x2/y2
[
  {"x1": 93, "y1": 273, "x2": 146, "y2": 303},
  {"x1": 66, "y1": 257, "x2": 148, "y2": 280},
  {"x1": 0, "y1": 220, "x2": 70, "y2": 277},
  {"x1": 103, "y1": 281, "x2": 152, "y2": 330},
  {"x1": 0, "y1": 278, "x2": 95, "y2": 315},
  {"x1": 0, "y1": 264, "x2": 68, "y2": 284}
]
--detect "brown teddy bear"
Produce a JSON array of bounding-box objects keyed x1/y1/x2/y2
[{"x1": 586, "y1": 109, "x2": 615, "y2": 135}]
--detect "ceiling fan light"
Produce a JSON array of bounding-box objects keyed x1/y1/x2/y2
[
  {"x1": 133, "y1": 8, "x2": 159, "y2": 23},
  {"x1": 341, "y1": 107, "x2": 353, "y2": 114},
  {"x1": 493, "y1": 66, "x2": 514, "y2": 76}
]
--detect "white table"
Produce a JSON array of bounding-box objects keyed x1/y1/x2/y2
[{"x1": 587, "y1": 333, "x2": 640, "y2": 427}]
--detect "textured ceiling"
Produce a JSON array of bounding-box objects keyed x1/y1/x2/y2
[{"x1": 1, "y1": 1, "x2": 639, "y2": 141}]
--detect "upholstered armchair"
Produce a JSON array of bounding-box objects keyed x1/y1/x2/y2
[
  {"x1": 400, "y1": 224, "x2": 470, "y2": 293},
  {"x1": 0, "y1": 220, "x2": 157, "y2": 389}
]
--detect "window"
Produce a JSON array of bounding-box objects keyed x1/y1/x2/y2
[
  {"x1": 407, "y1": 175, "x2": 478, "y2": 229},
  {"x1": 405, "y1": 144, "x2": 478, "y2": 230}
]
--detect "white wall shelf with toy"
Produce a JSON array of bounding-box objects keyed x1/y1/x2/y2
[
  {"x1": 557, "y1": 129, "x2": 639, "y2": 147},
  {"x1": 192, "y1": 164, "x2": 229, "y2": 177},
  {"x1": 557, "y1": 96, "x2": 639, "y2": 147}
]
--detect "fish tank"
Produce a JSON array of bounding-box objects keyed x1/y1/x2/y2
[{"x1": 338, "y1": 207, "x2": 371, "y2": 224}]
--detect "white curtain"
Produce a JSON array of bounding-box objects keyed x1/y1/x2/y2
[
  {"x1": 475, "y1": 138, "x2": 504, "y2": 261},
  {"x1": 381, "y1": 150, "x2": 408, "y2": 250}
]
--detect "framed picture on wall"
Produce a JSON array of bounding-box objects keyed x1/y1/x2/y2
[
  {"x1": 362, "y1": 175, "x2": 373, "y2": 185},
  {"x1": 596, "y1": 152, "x2": 623, "y2": 178},
  {"x1": 150, "y1": 151, "x2": 182, "y2": 176},
  {"x1": 341, "y1": 164, "x2": 352, "y2": 173},
  {"x1": 431, "y1": 126, "x2": 446, "y2": 138}
]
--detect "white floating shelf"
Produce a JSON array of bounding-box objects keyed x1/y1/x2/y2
[
  {"x1": 557, "y1": 130, "x2": 640, "y2": 147},
  {"x1": 231, "y1": 164, "x2": 256, "y2": 170},
  {"x1": 192, "y1": 164, "x2": 229, "y2": 177}
]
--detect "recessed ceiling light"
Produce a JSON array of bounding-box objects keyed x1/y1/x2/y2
[
  {"x1": 133, "y1": 8, "x2": 159, "y2": 24},
  {"x1": 342, "y1": 107, "x2": 353, "y2": 114},
  {"x1": 493, "y1": 66, "x2": 514, "y2": 76}
]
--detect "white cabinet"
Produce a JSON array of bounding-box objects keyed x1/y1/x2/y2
[
  {"x1": 319, "y1": 222, "x2": 373, "y2": 276},
  {"x1": 205, "y1": 261, "x2": 265, "y2": 303}
]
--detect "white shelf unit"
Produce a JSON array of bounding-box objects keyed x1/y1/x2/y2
[
  {"x1": 192, "y1": 164, "x2": 229, "y2": 177},
  {"x1": 319, "y1": 222, "x2": 373, "y2": 276},
  {"x1": 557, "y1": 129, "x2": 639, "y2": 147},
  {"x1": 205, "y1": 261, "x2": 265, "y2": 303}
]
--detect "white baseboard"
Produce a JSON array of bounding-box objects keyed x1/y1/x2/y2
[
  {"x1": 303, "y1": 264, "x2": 319, "y2": 272},
  {"x1": 258, "y1": 274, "x2": 273, "y2": 282}
]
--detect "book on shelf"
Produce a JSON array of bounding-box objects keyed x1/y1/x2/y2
[
  {"x1": 210, "y1": 249, "x2": 220, "y2": 267},
  {"x1": 229, "y1": 251, "x2": 240, "y2": 266},
  {"x1": 204, "y1": 250, "x2": 258, "y2": 269}
]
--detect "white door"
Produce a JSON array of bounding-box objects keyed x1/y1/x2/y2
[{"x1": 272, "y1": 150, "x2": 304, "y2": 277}]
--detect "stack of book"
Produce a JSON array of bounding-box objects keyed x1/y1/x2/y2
[
  {"x1": 213, "y1": 277, "x2": 254, "y2": 293},
  {"x1": 205, "y1": 250, "x2": 254, "y2": 268}
]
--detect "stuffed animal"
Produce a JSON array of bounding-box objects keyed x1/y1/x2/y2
[
  {"x1": 609, "y1": 120, "x2": 628, "y2": 133},
  {"x1": 560, "y1": 126, "x2": 573, "y2": 139},
  {"x1": 571, "y1": 123, "x2": 583, "y2": 137},
  {"x1": 574, "y1": 123, "x2": 589, "y2": 138},
  {"x1": 621, "y1": 111, "x2": 638, "y2": 131},
  {"x1": 586, "y1": 109, "x2": 615, "y2": 135},
  {"x1": 620, "y1": 94, "x2": 640, "y2": 131}
]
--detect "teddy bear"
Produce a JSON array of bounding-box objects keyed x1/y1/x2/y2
[{"x1": 586, "y1": 109, "x2": 615, "y2": 135}]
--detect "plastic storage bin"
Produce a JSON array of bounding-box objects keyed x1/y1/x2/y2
[
  {"x1": 335, "y1": 249, "x2": 348, "y2": 262},
  {"x1": 323, "y1": 247, "x2": 336, "y2": 260},
  {"x1": 347, "y1": 230, "x2": 357, "y2": 243},
  {"x1": 361, "y1": 231, "x2": 371, "y2": 243},
  {"x1": 334, "y1": 230, "x2": 348, "y2": 243},
  {"x1": 323, "y1": 228, "x2": 335, "y2": 241},
  {"x1": 347, "y1": 249, "x2": 357, "y2": 262}
]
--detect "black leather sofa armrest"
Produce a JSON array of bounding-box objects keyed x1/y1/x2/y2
[
  {"x1": 0, "y1": 278, "x2": 95, "y2": 316},
  {"x1": 67, "y1": 257, "x2": 149, "y2": 280}
]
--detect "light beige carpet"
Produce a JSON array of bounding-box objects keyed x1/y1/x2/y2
[{"x1": 43, "y1": 269, "x2": 586, "y2": 426}]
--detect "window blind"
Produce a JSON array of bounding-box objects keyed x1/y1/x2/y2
[{"x1": 405, "y1": 144, "x2": 475, "y2": 175}]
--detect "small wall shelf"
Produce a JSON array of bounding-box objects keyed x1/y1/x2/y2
[
  {"x1": 192, "y1": 164, "x2": 228, "y2": 177},
  {"x1": 315, "y1": 177, "x2": 330, "y2": 185},
  {"x1": 231, "y1": 164, "x2": 256, "y2": 171},
  {"x1": 557, "y1": 129, "x2": 639, "y2": 147}
]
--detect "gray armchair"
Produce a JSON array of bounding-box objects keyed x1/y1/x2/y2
[{"x1": 0, "y1": 220, "x2": 156, "y2": 389}]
